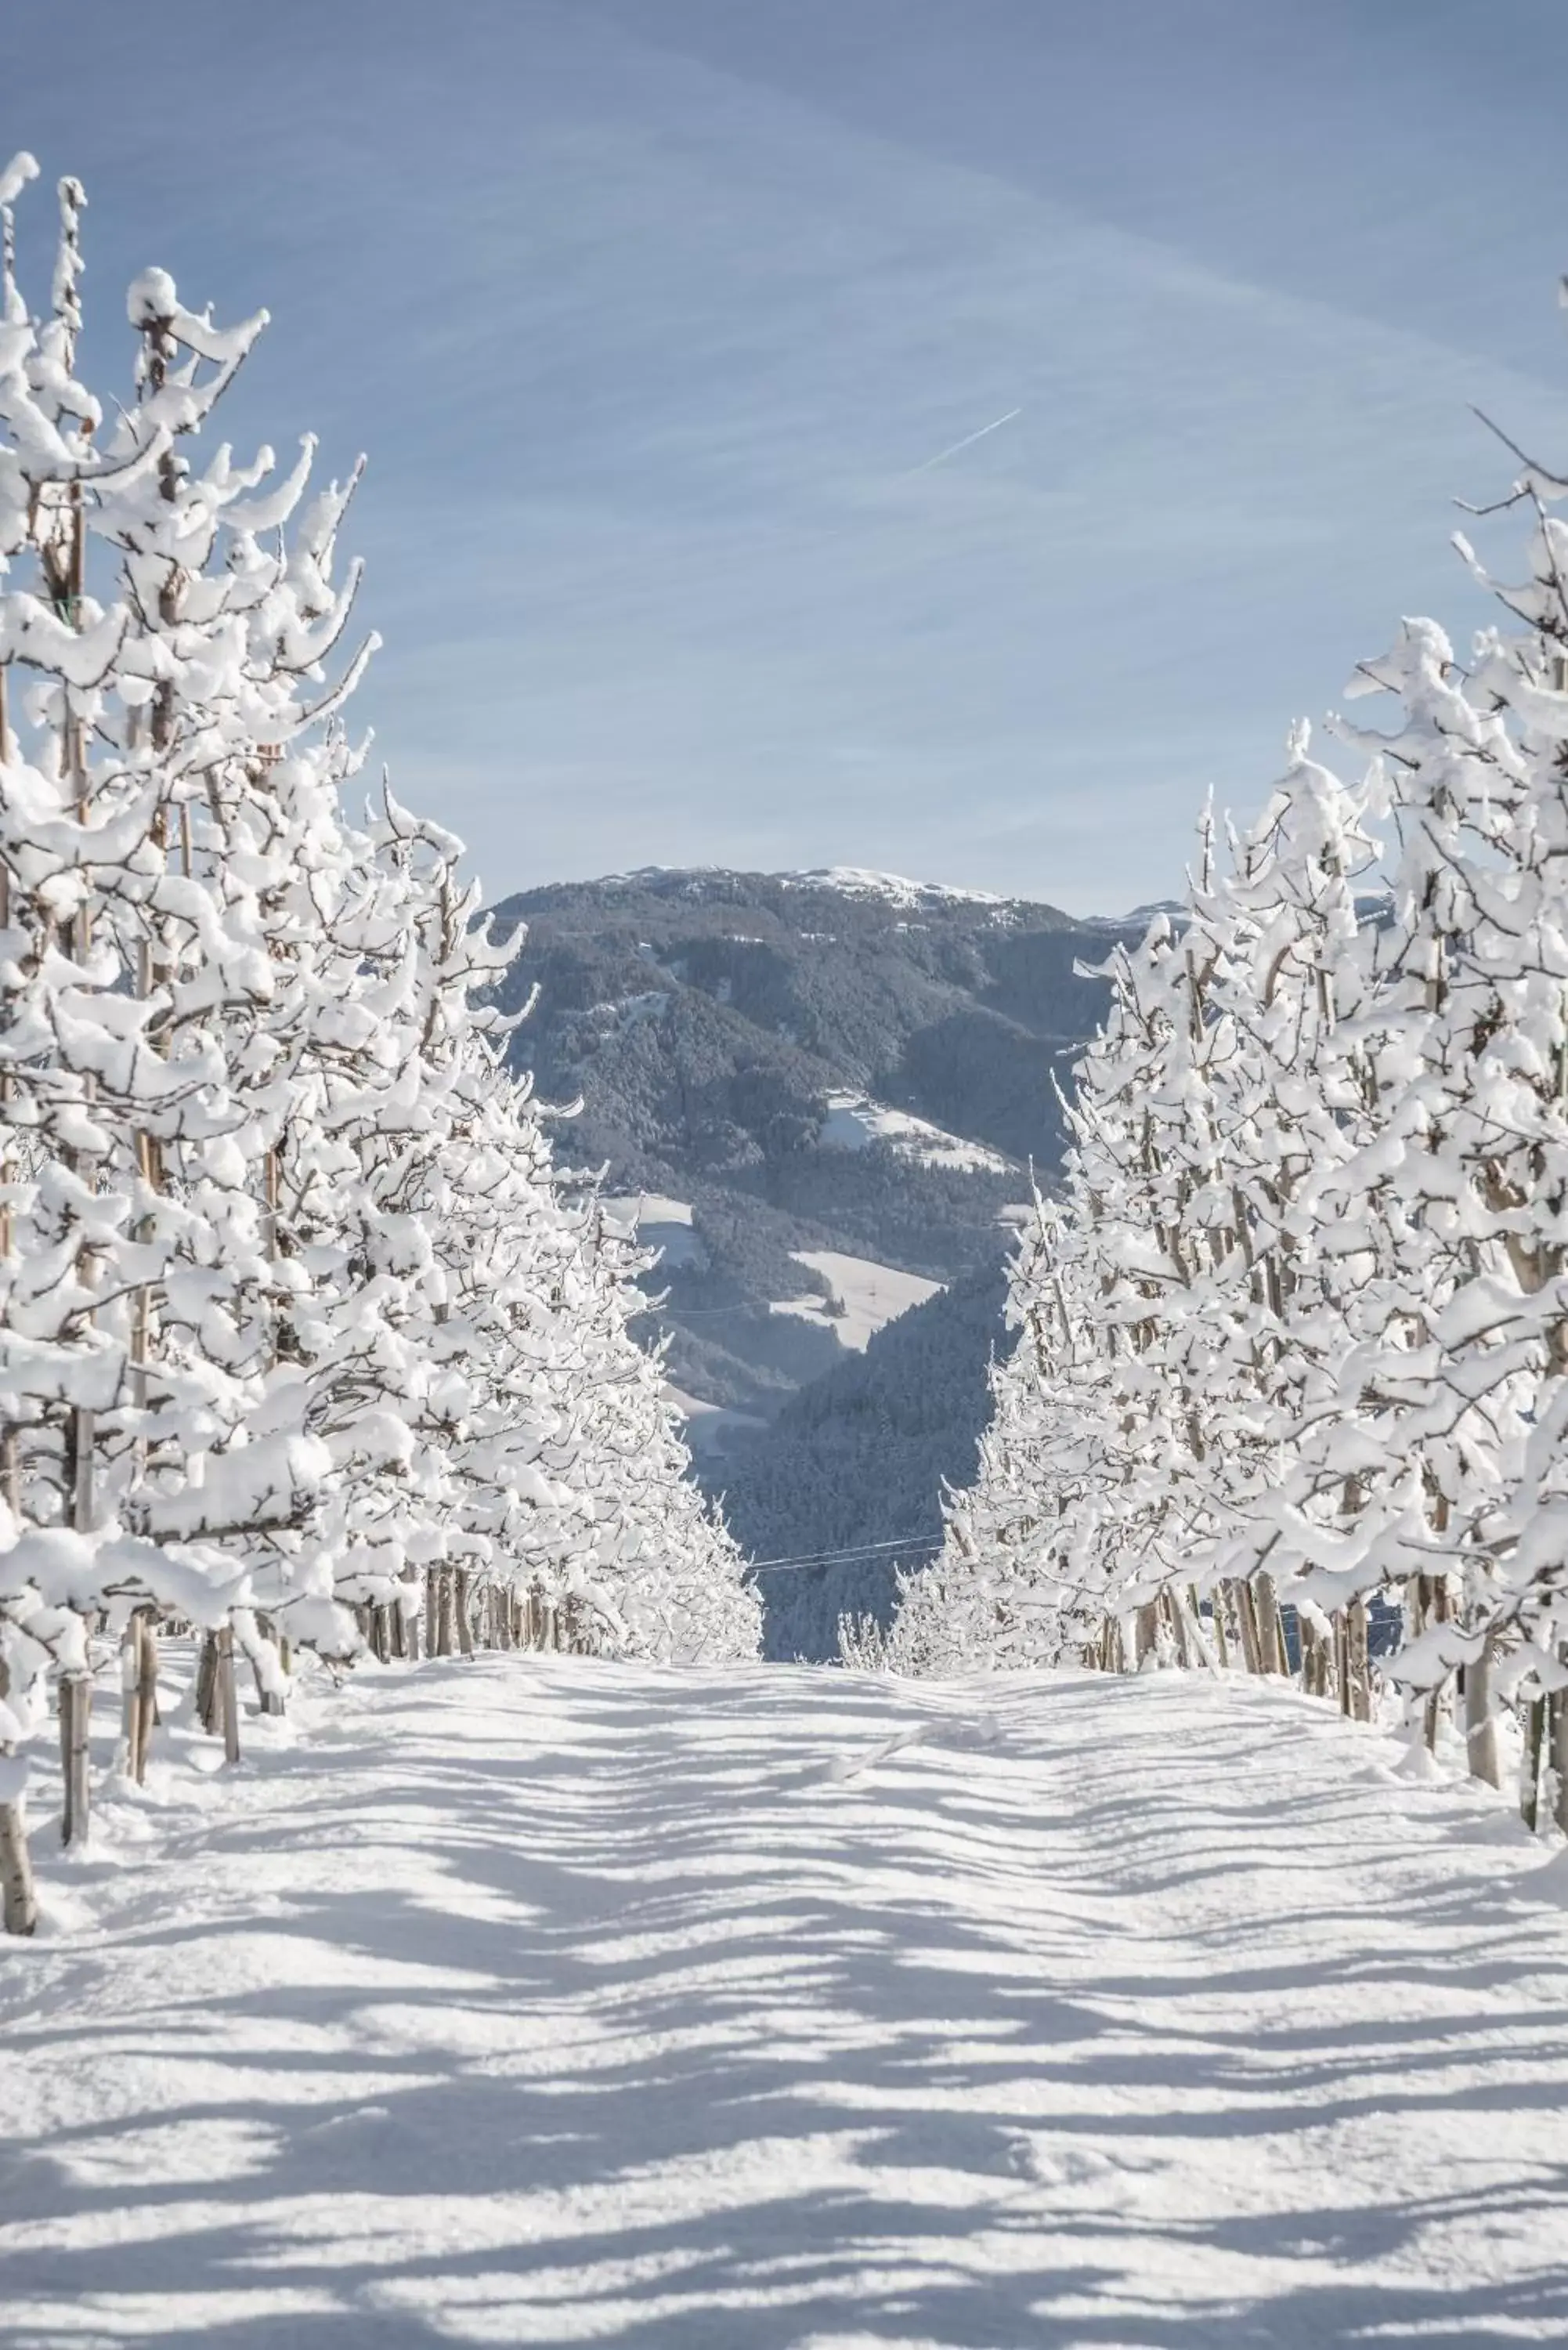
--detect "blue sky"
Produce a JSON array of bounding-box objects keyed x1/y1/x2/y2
[{"x1": 5, "y1": 2, "x2": 1567, "y2": 913}]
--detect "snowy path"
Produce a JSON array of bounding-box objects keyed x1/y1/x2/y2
[{"x1": 2, "y1": 1662, "x2": 1566, "y2": 2348}]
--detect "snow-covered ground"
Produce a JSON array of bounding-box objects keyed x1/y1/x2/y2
[
  {"x1": 771, "y1": 1249, "x2": 943, "y2": 1350},
  {"x1": 818, "y1": 1090, "x2": 1013, "y2": 1175},
  {"x1": 3, "y1": 1659, "x2": 1565, "y2": 2346}
]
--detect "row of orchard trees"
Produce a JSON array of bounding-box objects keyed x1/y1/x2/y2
[
  {"x1": 892, "y1": 413, "x2": 1568, "y2": 1837},
  {"x1": 0, "y1": 158, "x2": 759, "y2": 1933}
]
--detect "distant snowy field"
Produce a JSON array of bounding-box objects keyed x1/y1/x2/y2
[
  {"x1": 771, "y1": 1248, "x2": 943, "y2": 1351},
  {"x1": 2, "y1": 1659, "x2": 1565, "y2": 2346},
  {"x1": 607, "y1": 1193, "x2": 944, "y2": 1360},
  {"x1": 818, "y1": 1090, "x2": 1014, "y2": 1174}
]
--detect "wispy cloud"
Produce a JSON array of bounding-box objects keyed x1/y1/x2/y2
[
  {"x1": 908, "y1": 407, "x2": 1024, "y2": 475},
  {"x1": 5, "y1": 0, "x2": 1565, "y2": 912}
]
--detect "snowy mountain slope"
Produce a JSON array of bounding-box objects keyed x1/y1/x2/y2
[
  {"x1": 489, "y1": 868, "x2": 1129, "y2": 1415},
  {"x1": 3, "y1": 1658, "x2": 1564, "y2": 2346}
]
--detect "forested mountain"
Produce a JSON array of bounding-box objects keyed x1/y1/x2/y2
[
  {"x1": 717, "y1": 1262, "x2": 1015, "y2": 1660},
  {"x1": 484, "y1": 868, "x2": 1129, "y2": 1649},
  {"x1": 490, "y1": 867, "x2": 1129, "y2": 1407}
]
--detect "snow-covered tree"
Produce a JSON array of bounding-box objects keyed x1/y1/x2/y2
[
  {"x1": 0, "y1": 154, "x2": 759, "y2": 1931},
  {"x1": 899, "y1": 356, "x2": 1568, "y2": 1840}
]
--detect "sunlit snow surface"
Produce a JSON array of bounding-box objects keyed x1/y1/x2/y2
[{"x1": 2, "y1": 1660, "x2": 1566, "y2": 2346}]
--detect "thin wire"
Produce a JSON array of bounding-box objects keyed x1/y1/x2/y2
[
  {"x1": 743, "y1": 1533, "x2": 944, "y2": 1578},
  {"x1": 748, "y1": 1531, "x2": 941, "y2": 1570}
]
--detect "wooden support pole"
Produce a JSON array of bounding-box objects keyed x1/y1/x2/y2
[
  {"x1": 59, "y1": 1670, "x2": 91, "y2": 1846},
  {"x1": 195, "y1": 1632, "x2": 219, "y2": 1734},
  {"x1": 1522, "y1": 1693, "x2": 1547, "y2": 1832},
  {"x1": 135, "y1": 1615, "x2": 158, "y2": 1779}
]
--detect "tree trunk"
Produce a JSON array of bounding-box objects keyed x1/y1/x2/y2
[
  {"x1": 1464, "y1": 1631, "x2": 1501, "y2": 1788},
  {"x1": 0, "y1": 1650, "x2": 35, "y2": 1935},
  {"x1": 215, "y1": 1627, "x2": 240, "y2": 1766},
  {"x1": 1521, "y1": 1692, "x2": 1547, "y2": 1831},
  {"x1": 1254, "y1": 1573, "x2": 1288, "y2": 1676},
  {"x1": 135, "y1": 1613, "x2": 158, "y2": 1781},
  {"x1": 1205, "y1": 1586, "x2": 1229, "y2": 1671},
  {"x1": 59, "y1": 1670, "x2": 92, "y2": 1846},
  {"x1": 1133, "y1": 1601, "x2": 1160, "y2": 1668},
  {"x1": 121, "y1": 1613, "x2": 144, "y2": 1778},
  {"x1": 252, "y1": 1618, "x2": 286, "y2": 1718},
  {"x1": 1420, "y1": 1577, "x2": 1452, "y2": 1752},
  {"x1": 0, "y1": 1782, "x2": 35, "y2": 1935},
  {"x1": 1236, "y1": 1581, "x2": 1263, "y2": 1676},
  {"x1": 1334, "y1": 1612, "x2": 1351, "y2": 1713},
  {"x1": 1346, "y1": 1596, "x2": 1371, "y2": 1724},
  {"x1": 1552, "y1": 1671, "x2": 1568, "y2": 1838},
  {"x1": 454, "y1": 1569, "x2": 475, "y2": 1657},
  {"x1": 195, "y1": 1631, "x2": 219, "y2": 1733}
]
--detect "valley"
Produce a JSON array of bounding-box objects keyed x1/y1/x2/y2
[{"x1": 490, "y1": 866, "x2": 1133, "y2": 1648}]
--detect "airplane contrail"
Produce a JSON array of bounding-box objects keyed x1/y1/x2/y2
[{"x1": 909, "y1": 405, "x2": 1024, "y2": 474}]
